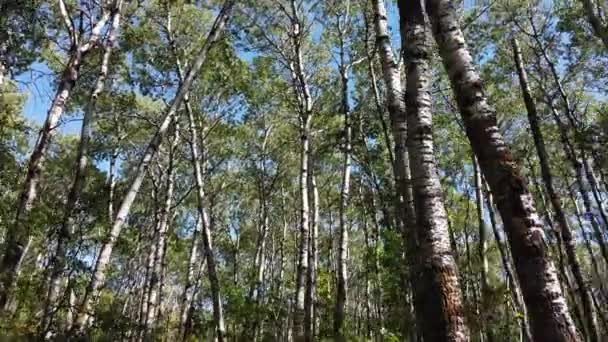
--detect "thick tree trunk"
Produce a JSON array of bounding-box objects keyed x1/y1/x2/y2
[
  {"x1": 424, "y1": 0, "x2": 579, "y2": 340},
  {"x1": 70, "y1": 2, "x2": 235, "y2": 334},
  {"x1": 0, "y1": 6, "x2": 111, "y2": 312},
  {"x1": 41, "y1": 5, "x2": 123, "y2": 334},
  {"x1": 401, "y1": 1, "x2": 468, "y2": 340},
  {"x1": 511, "y1": 37, "x2": 600, "y2": 342}
]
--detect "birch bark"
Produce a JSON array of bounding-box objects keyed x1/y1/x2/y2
[
  {"x1": 401, "y1": 1, "x2": 468, "y2": 340},
  {"x1": 0, "y1": 1, "x2": 112, "y2": 311},
  {"x1": 425, "y1": 0, "x2": 579, "y2": 340}
]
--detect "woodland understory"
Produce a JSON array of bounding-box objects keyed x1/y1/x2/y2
[{"x1": 0, "y1": 0, "x2": 608, "y2": 341}]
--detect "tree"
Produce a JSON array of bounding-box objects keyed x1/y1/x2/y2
[
  {"x1": 424, "y1": 0, "x2": 579, "y2": 340},
  {"x1": 70, "y1": 1, "x2": 235, "y2": 334},
  {"x1": 0, "y1": 0, "x2": 114, "y2": 312},
  {"x1": 400, "y1": 0, "x2": 469, "y2": 340}
]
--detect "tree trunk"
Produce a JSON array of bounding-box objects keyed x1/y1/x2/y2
[
  {"x1": 334, "y1": 56, "x2": 353, "y2": 341},
  {"x1": 401, "y1": 1, "x2": 469, "y2": 340},
  {"x1": 473, "y1": 156, "x2": 494, "y2": 342},
  {"x1": 511, "y1": 37, "x2": 600, "y2": 342},
  {"x1": 581, "y1": 0, "x2": 608, "y2": 49},
  {"x1": 305, "y1": 166, "x2": 319, "y2": 341},
  {"x1": 424, "y1": 0, "x2": 579, "y2": 340},
  {"x1": 372, "y1": 2, "x2": 421, "y2": 338},
  {"x1": 138, "y1": 184, "x2": 162, "y2": 340},
  {"x1": 179, "y1": 216, "x2": 203, "y2": 341},
  {"x1": 294, "y1": 120, "x2": 311, "y2": 342},
  {"x1": 372, "y1": 0, "x2": 416, "y2": 232},
  {"x1": 143, "y1": 124, "x2": 179, "y2": 338},
  {"x1": 242, "y1": 195, "x2": 269, "y2": 341},
  {"x1": 273, "y1": 186, "x2": 290, "y2": 340},
  {"x1": 544, "y1": 99, "x2": 608, "y2": 266},
  {"x1": 70, "y1": 2, "x2": 235, "y2": 334},
  {"x1": 484, "y1": 182, "x2": 533, "y2": 341},
  {"x1": 41, "y1": 5, "x2": 123, "y2": 334},
  {"x1": 529, "y1": 20, "x2": 608, "y2": 231},
  {"x1": 0, "y1": 5, "x2": 111, "y2": 312},
  {"x1": 288, "y1": 1, "x2": 314, "y2": 339},
  {"x1": 182, "y1": 67, "x2": 227, "y2": 342}
]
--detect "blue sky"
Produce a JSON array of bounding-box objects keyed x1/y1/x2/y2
[{"x1": 17, "y1": 62, "x2": 83, "y2": 135}]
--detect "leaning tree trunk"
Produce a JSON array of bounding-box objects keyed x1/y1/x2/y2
[
  {"x1": 530, "y1": 21, "x2": 608, "y2": 230},
  {"x1": 70, "y1": 2, "x2": 235, "y2": 334},
  {"x1": 511, "y1": 37, "x2": 599, "y2": 342},
  {"x1": 163, "y1": 19, "x2": 211, "y2": 341},
  {"x1": 372, "y1": 0, "x2": 416, "y2": 232},
  {"x1": 484, "y1": 182, "x2": 533, "y2": 341},
  {"x1": 401, "y1": 1, "x2": 469, "y2": 340},
  {"x1": 473, "y1": 156, "x2": 494, "y2": 342},
  {"x1": 143, "y1": 124, "x2": 179, "y2": 338},
  {"x1": 0, "y1": 5, "x2": 111, "y2": 312},
  {"x1": 181, "y1": 64, "x2": 227, "y2": 342},
  {"x1": 424, "y1": 0, "x2": 579, "y2": 340},
  {"x1": 41, "y1": 4, "x2": 123, "y2": 334},
  {"x1": 543, "y1": 97, "x2": 608, "y2": 266}
]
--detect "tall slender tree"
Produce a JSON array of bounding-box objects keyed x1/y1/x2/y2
[
  {"x1": 0, "y1": 0, "x2": 113, "y2": 311},
  {"x1": 511, "y1": 36, "x2": 599, "y2": 342},
  {"x1": 70, "y1": 1, "x2": 236, "y2": 334},
  {"x1": 41, "y1": 3, "x2": 124, "y2": 334}
]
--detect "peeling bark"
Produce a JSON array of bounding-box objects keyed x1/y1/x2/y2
[
  {"x1": 401, "y1": 1, "x2": 468, "y2": 340},
  {"x1": 425, "y1": 0, "x2": 578, "y2": 340}
]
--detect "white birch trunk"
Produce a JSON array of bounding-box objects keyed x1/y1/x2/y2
[
  {"x1": 425, "y1": 0, "x2": 578, "y2": 340},
  {"x1": 70, "y1": 2, "x2": 235, "y2": 334}
]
